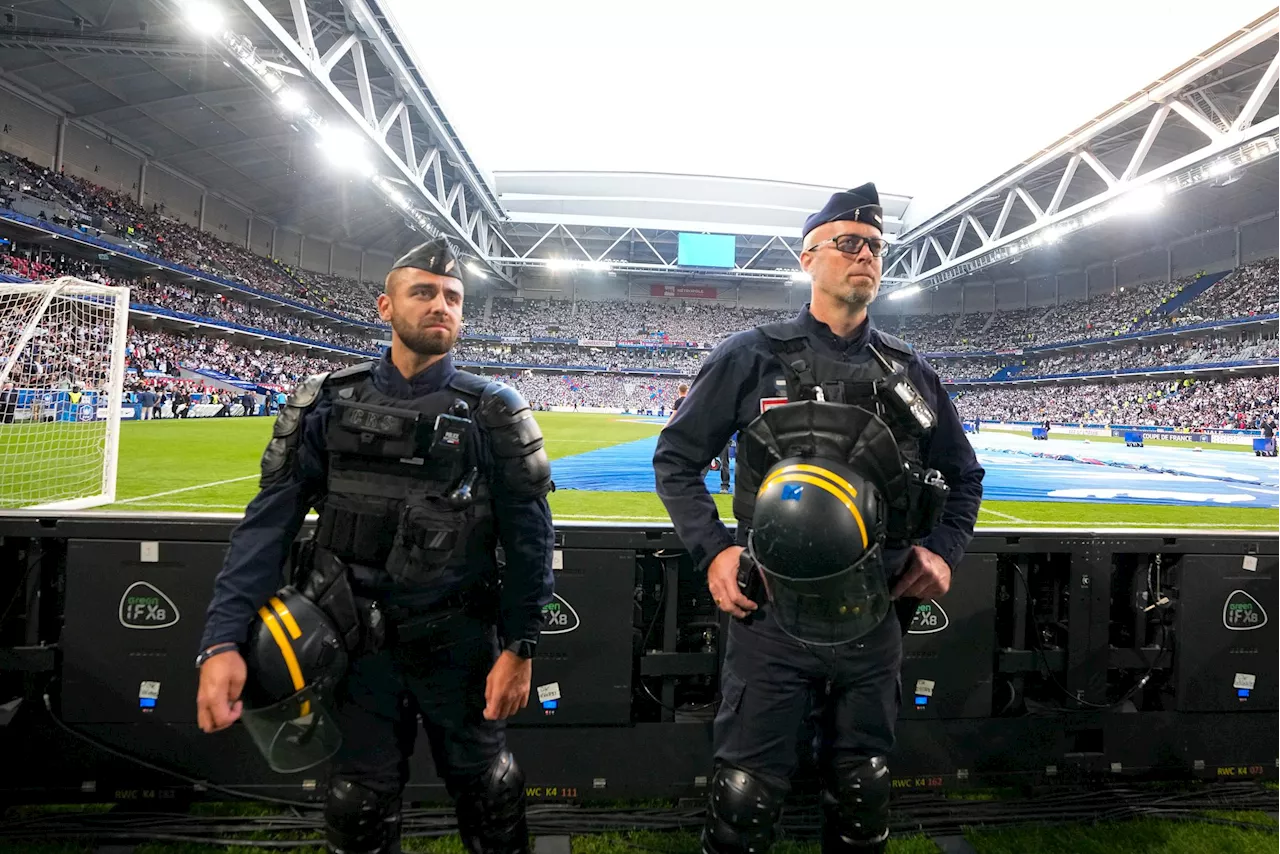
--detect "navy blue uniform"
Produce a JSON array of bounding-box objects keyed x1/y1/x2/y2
[
  {"x1": 653, "y1": 306, "x2": 983, "y2": 792},
  {"x1": 199, "y1": 352, "x2": 554, "y2": 805},
  {"x1": 199, "y1": 351, "x2": 554, "y2": 653}
]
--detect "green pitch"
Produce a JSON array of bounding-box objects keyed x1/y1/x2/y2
[
  {"x1": 0, "y1": 420, "x2": 110, "y2": 509},
  {"x1": 62, "y1": 412, "x2": 1277, "y2": 531}
]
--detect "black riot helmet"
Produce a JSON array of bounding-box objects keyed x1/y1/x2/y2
[
  {"x1": 746, "y1": 457, "x2": 890, "y2": 646},
  {"x1": 240, "y1": 587, "x2": 348, "y2": 773}
]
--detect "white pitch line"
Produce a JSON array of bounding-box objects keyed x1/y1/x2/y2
[
  {"x1": 978, "y1": 506, "x2": 1028, "y2": 522},
  {"x1": 116, "y1": 502, "x2": 253, "y2": 509},
  {"x1": 115, "y1": 474, "x2": 259, "y2": 505}
]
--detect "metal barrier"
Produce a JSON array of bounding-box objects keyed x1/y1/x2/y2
[{"x1": 0, "y1": 513, "x2": 1275, "y2": 804}]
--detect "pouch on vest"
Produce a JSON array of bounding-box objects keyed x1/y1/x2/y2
[{"x1": 384, "y1": 484, "x2": 475, "y2": 585}]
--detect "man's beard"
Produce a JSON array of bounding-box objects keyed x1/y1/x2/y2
[
  {"x1": 392, "y1": 315, "x2": 457, "y2": 356},
  {"x1": 838, "y1": 275, "x2": 878, "y2": 309}
]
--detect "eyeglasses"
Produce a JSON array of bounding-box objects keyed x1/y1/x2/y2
[{"x1": 805, "y1": 234, "x2": 889, "y2": 258}]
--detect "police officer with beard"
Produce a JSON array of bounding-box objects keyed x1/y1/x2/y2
[
  {"x1": 654, "y1": 185, "x2": 984, "y2": 854},
  {"x1": 195, "y1": 238, "x2": 555, "y2": 854}
]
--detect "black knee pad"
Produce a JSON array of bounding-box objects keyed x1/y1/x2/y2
[
  {"x1": 325, "y1": 778, "x2": 402, "y2": 854},
  {"x1": 821, "y1": 756, "x2": 890, "y2": 853},
  {"x1": 701, "y1": 763, "x2": 787, "y2": 854},
  {"x1": 452, "y1": 750, "x2": 529, "y2": 854}
]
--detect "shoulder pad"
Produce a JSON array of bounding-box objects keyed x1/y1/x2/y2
[
  {"x1": 476, "y1": 381, "x2": 551, "y2": 498},
  {"x1": 478, "y1": 381, "x2": 531, "y2": 424},
  {"x1": 447, "y1": 369, "x2": 493, "y2": 398},
  {"x1": 871, "y1": 329, "x2": 915, "y2": 362},
  {"x1": 288, "y1": 371, "x2": 330, "y2": 409},
  {"x1": 326, "y1": 361, "x2": 375, "y2": 385}
]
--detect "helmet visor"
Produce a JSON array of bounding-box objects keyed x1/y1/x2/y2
[
  {"x1": 754, "y1": 540, "x2": 890, "y2": 646},
  {"x1": 240, "y1": 684, "x2": 343, "y2": 774}
]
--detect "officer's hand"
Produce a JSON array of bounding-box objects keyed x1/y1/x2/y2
[
  {"x1": 892, "y1": 546, "x2": 952, "y2": 600},
  {"x1": 708, "y1": 545, "x2": 757, "y2": 619},
  {"x1": 483, "y1": 651, "x2": 532, "y2": 721},
  {"x1": 196, "y1": 650, "x2": 247, "y2": 734}
]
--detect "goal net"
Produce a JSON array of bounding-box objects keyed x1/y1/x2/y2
[{"x1": 0, "y1": 278, "x2": 130, "y2": 510}]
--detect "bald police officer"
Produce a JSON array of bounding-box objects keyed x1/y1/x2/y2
[
  {"x1": 654, "y1": 184, "x2": 984, "y2": 853},
  {"x1": 195, "y1": 238, "x2": 555, "y2": 854}
]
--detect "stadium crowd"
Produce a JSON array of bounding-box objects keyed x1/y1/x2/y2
[
  {"x1": 464, "y1": 297, "x2": 791, "y2": 344},
  {"x1": 3, "y1": 155, "x2": 1277, "y2": 431},
  {"x1": 2, "y1": 246, "x2": 378, "y2": 353},
  {"x1": 453, "y1": 341, "x2": 704, "y2": 372},
  {"x1": 125, "y1": 328, "x2": 340, "y2": 389},
  {"x1": 1, "y1": 152, "x2": 380, "y2": 322},
  {"x1": 954, "y1": 375, "x2": 1278, "y2": 430}
]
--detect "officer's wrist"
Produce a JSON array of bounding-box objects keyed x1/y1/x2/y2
[
  {"x1": 504, "y1": 639, "x2": 537, "y2": 660},
  {"x1": 195, "y1": 642, "x2": 239, "y2": 669}
]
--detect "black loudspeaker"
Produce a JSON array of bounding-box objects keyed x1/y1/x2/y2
[
  {"x1": 60, "y1": 539, "x2": 230, "y2": 724},
  {"x1": 1175, "y1": 552, "x2": 1277, "y2": 713},
  {"x1": 510, "y1": 548, "x2": 635, "y2": 727},
  {"x1": 899, "y1": 552, "x2": 998, "y2": 719}
]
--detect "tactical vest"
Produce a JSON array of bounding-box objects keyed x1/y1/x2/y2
[
  {"x1": 313, "y1": 363, "x2": 497, "y2": 588},
  {"x1": 733, "y1": 320, "x2": 943, "y2": 543}
]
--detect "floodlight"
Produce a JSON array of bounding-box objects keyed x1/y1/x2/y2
[
  {"x1": 889, "y1": 285, "x2": 921, "y2": 301},
  {"x1": 1113, "y1": 184, "x2": 1166, "y2": 215},
  {"x1": 1208, "y1": 159, "x2": 1233, "y2": 177},
  {"x1": 183, "y1": 1, "x2": 225, "y2": 36},
  {"x1": 277, "y1": 87, "x2": 306, "y2": 114},
  {"x1": 465, "y1": 261, "x2": 489, "y2": 279},
  {"x1": 546, "y1": 258, "x2": 574, "y2": 272},
  {"x1": 318, "y1": 126, "x2": 374, "y2": 176},
  {"x1": 790, "y1": 271, "x2": 811, "y2": 283}
]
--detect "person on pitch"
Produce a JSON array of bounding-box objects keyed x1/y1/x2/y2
[
  {"x1": 195, "y1": 237, "x2": 555, "y2": 854},
  {"x1": 654, "y1": 184, "x2": 984, "y2": 854}
]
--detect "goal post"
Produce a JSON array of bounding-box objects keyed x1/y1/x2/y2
[{"x1": 0, "y1": 277, "x2": 131, "y2": 510}]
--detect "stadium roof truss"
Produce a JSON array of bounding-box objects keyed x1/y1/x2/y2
[
  {"x1": 0, "y1": 0, "x2": 522, "y2": 283},
  {"x1": 492, "y1": 221, "x2": 836, "y2": 286},
  {"x1": 187, "y1": 0, "x2": 516, "y2": 282},
  {"x1": 883, "y1": 12, "x2": 1280, "y2": 298}
]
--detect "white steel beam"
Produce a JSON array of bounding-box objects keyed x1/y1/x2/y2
[
  {"x1": 928, "y1": 236, "x2": 948, "y2": 266},
  {"x1": 1046, "y1": 154, "x2": 1080, "y2": 216},
  {"x1": 287, "y1": 0, "x2": 316, "y2": 59},
  {"x1": 1169, "y1": 99, "x2": 1224, "y2": 141},
  {"x1": 1233, "y1": 51, "x2": 1280, "y2": 132},
  {"x1": 895, "y1": 11, "x2": 1277, "y2": 244},
  {"x1": 1014, "y1": 186, "x2": 1043, "y2": 221},
  {"x1": 227, "y1": 0, "x2": 508, "y2": 282},
  {"x1": 337, "y1": 0, "x2": 502, "y2": 222},
  {"x1": 320, "y1": 32, "x2": 356, "y2": 73},
  {"x1": 965, "y1": 214, "x2": 989, "y2": 244},
  {"x1": 1120, "y1": 104, "x2": 1169, "y2": 181},
  {"x1": 908, "y1": 119, "x2": 1278, "y2": 290},
  {"x1": 396, "y1": 107, "x2": 415, "y2": 164},
  {"x1": 417, "y1": 146, "x2": 439, "y2": 182},
  {"x1": 377, "y1": 99, "x2": 406, "y2": 137},
  {"x1": 990, "y1": 190, "x2": 1017, "y2": 241},
  {"x1": 947, "y1": 215, "x2": 969, "y2": 261},
  {"x1": 350, "y1": 41, "x2": 377, "y2": 126},
  {"x1": 1078, "y1": 149, "x2": 1118, "y2": 188}
]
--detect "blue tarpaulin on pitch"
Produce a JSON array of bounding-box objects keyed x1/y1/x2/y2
[{"x1": 550, "y1": 427, "x2": 1280, "y2": 508}]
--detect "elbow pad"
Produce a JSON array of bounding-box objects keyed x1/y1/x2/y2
[
  {"x1": 478, "y1": 382, "x2": 552, "y2": 498},
  {"x1": 260, "y1": 371, "x2": 328, "y2": 488}
]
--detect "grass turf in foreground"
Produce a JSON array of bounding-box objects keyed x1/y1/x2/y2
[{"x1": 90, "y1": 416, "x2": 1279, "y2": 530}]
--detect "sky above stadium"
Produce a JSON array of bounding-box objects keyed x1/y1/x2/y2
[{"x1": 384, "y1": 0, "x2": 1275, "y2": 223}]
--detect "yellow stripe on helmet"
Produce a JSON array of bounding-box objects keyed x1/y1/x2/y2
[
  {"x1": 760, "y1": 473, "x2": 869, "y2": 549},
  {"x1": 269, "y1": 596, "x2": 303, "y2": 640},
  {"x1": 764, "y1": 463, "x2": 860, "y2": 502},
  {"x1": 258, "y1": 606, "x2": 306, "y2": 695}
]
